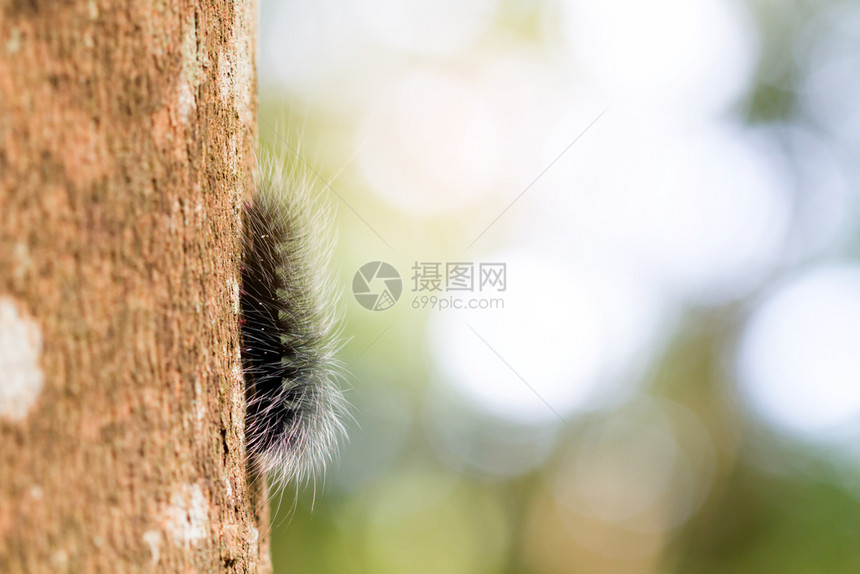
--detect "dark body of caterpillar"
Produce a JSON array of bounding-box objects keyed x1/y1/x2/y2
[{"x1": 240, "y1": 154, "x2": 346, "y2": 485}]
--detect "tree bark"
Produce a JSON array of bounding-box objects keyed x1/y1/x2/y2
[{"x1": 0, "y1": 1, "x2": 268, "y2": 572}]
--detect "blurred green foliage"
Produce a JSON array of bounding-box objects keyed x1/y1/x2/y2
[{"x1": 259, "y1": 0, "x2": 860, "y2": 572}]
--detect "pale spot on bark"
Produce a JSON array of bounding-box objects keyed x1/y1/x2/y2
[
  {"x1": 217, "y1": 0, "x2": 254, "y2": 126},
  {"x1": 13, "y1": 241, "x2": 33, "y2": 282},
  {"x1": 227, "y1": 133, "x2": 239, "y2": 175},
  {"x1": 142, "y1": 530, "x2": 162, "y2": 565},
  {"x1": 162, "y1": 484, "x2": 209, "y2": 547},
  {"x1": 0, "y1": 297, "x2": 44, "y2": 422},
  {"x1": 176, "y1": 15, "x2": 205, "y2": 123},
  {"x1": 193, "y1": 378, "x2": 207, "y2": 434},
  {"x1": 229, "y1": 277, "x2": 240, "y2": 315},
  {"x1": 6, "y1": 28, "x2": 21, "y2": 54},
  {"x1": 49, "y1": 550, "x2": 68, "y2": 571}
]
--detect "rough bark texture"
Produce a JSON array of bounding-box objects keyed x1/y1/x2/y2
[{"x1": 0, "y1": 1, "x2": 269, "y2": 572}]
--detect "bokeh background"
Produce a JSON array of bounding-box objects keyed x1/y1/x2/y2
[{"x1": 258, "y1": 0, "x2": 860, "y2": 572}]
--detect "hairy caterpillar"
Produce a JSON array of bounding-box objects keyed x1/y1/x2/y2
[{"x1": 240, "y1": 148, "x2": 347, "y2": 487}]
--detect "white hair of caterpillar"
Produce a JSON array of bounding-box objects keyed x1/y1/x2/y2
[{"x1": 240, "y1": 145, "x2": 348, "y2": 489}]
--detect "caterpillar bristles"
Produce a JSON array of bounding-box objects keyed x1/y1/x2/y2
[{"x1": 240, "y1": 145, "x2": 347, "y2": 489}]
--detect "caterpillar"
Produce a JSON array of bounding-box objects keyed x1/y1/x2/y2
[{"x1": 240, "y1": 148, "x2": 347, "y2": 487}]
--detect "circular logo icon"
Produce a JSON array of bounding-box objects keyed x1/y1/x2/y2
[{"x1": 352, "y1": 261, "x2": 402, "y2": 311}]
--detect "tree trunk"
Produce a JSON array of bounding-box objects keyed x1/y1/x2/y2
[{"x1": 0, "y1": 1, "x2": 268, "y2": 572}]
